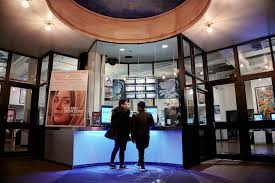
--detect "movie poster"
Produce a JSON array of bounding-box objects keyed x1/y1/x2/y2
[
  {"x1": 158, "y1": 78, "x2": 179, "y2": 99},
  {"x1": 46, "y1": 71, "x2": 88, "y2": 127}
]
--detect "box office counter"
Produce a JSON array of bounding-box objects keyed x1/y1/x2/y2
[{"x1": 44, "y1": 126, "x2": 183, "y2": 167}]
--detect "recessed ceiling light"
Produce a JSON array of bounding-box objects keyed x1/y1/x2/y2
[
  {"x1": 162, "y1": 45, "x2": 168, "y2": 49},
  {"x1": 120, "y1": 48, "x2": 125, "y2": 52},
  {"x1": 21, "y1": 0, "x2": 30, "y2": 8}
]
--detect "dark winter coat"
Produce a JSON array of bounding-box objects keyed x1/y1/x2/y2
[
  {"x1": 110, "y1": 107, "x2": 131, "y2": 141},
  {"x1": 131, "y1": 111, "x2": 154, "y2": 140}
]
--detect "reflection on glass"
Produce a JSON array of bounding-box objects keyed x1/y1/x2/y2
[
  {"x1": 250, "y1": 129, "x2": 275, "y2": 156},
  {"x1": 186, "y1": 87, "x2": 194, "y2": 124},
  {"x1": 10, "y1": 54, "x2": 37, "y2": 84},
  {"x1": 5, "y1": 129, "x2": 29, "y2": 152},
  {"x1": 38, "y1": 86, "x2": 47, "y2": 125},
  {"x1": 194, "y1": 47, "x2": 204, "y2": 80},
  {"x1": 207, "y1": 48, "x2": 235, "y2": 81},
  {"x1": 184, "y1": 58, "x2": 191, "y2": 73},
  {"x1": 197, "y1": 92, "x2": 206, "y2": 125},
  {"x1": 244, "y1": 77, "x2": 274, "y2": 120},
  {"x1": 0, "y1": 50, "x2": 8, "y2": 79},
  {"x1": 40, "y1": 56, "x2": 49, "y2": 84},
  {"x1": 52, "y1": 54, "x2": 78, "y2": 71},
  {"x1": 216, "y1": 129, "x2": 240, "y2": 154},
  {"x1": 238, "y1": 39, "x2": 273, "y2": 75},
  {"x1": 213, "y1": 84, "x2": 238, "y2": 122},
  {"x1": 8, "y1": 87, "x2": 32, "y2": 123}
]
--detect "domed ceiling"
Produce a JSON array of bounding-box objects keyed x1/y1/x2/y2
[
  {"x1": 47, "y1": 0, "x2": 211, "y2": 43},
  {"x1": 74, "y1": 0, "x2": 185, "y2": 19}
]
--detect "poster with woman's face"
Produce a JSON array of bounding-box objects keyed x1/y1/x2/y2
[{"x1": 46, "y1": 71, "x2": 88, "y2": 127}]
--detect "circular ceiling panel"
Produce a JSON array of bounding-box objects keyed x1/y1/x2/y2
[
  {"x1": 74, "y1": 0, "x2": 186, "y2": 19},
  {"x1": 46, "y1": 0, "x2": 211, "y2": 43}
]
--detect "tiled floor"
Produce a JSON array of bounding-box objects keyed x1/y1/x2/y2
[{"x1": 1, "y1": 157, "x2": 275, "y2": 183}]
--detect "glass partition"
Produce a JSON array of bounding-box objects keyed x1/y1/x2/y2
[
  {"x1": 207, "y1": 48, "x2": 235, "y2": 81},
  {"x1": 194, "y1": 47, "x2": 204, "y2": 80},
  {"x1": 238, "y1": 38, "x2": 273, "y2": 75},
  {"x1": 8, "y1": 87, "x2": 32, "y2": 123},
  {"x1": 5, "y1": 128, "x2": 29, "y2": 152},
  {"x1": 10, "y1": 54, "x2": 37, "y2": 84},
  {"x1": 38, "y1": 85, "x2": 47, "y2": 125},
  {"x1": 250, "y1": 129, "x2": 275, "y2": 156},
  {"x1": 216, "y1": 129, "x2": 240, "y2": 154},
  {"x1": 40, "y1": 56, "x2": 49, "y2": 84},
  {"x1": 52, "y1": 54, "x2": 78, "y2": 71},
  {"x1": 213, "y1": 84, "x2": 238, "y2": 122},
  {"x1": 0, "y1": 50, "x2": 8, "y2": 79},
  {"x1": 96, "y1": 37, "x2": 181, "y2": 128}
]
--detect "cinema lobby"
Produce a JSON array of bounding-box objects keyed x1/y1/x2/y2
[{"x1": 1, "y1": 0, "x2": 275, "y2": 183}]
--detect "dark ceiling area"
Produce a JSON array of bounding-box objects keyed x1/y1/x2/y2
[{"x1": 74, "y1": 0, "x2": 185, "y2": 19}]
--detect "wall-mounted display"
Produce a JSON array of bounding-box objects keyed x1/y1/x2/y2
[
  {"x1": 46, "y1": 71, "x2": 88, "y2": 127},
  {"x1": 158, "y1": 78, "x2": 179, "y2": 99},
  {"x1": 125, "y1": 77, "x2": 157, "y2": 99},
  {"x1": 255, "y1": 85, "x2": 275, "y2": 119}
]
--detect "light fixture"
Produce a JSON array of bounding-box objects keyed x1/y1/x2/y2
[
  {"x1": 12, "y1": 87, "x2": 16, "y2": 92},
  {"x1": 105, "y1": 77, "x2": 109, "y2": 80},
  {"x1": 162, "y1": 45, "x2": 168, "y2": 49},
  {"x1": 120, "y1": 48, "x2": 125, "y2": 52},
  {"x1": 207, "y1": 23, "x2": 213, "y2": 33},
  {"x1": 21, "y1": 0, "x2": 30, "y2": 8},
  {"x1": 240, "y1": 63, "x2": 244, "y2": 68},
  {"x1": 174, "y1": 72, "x2": 177, "y2": 76},
  {"x1": 44, "y1": 21, "x2": 53, "y2": 31},
  {"x1": 265, "y1": 65, "x2": 269, "y2": 69},
  {"x1": 259, "y1": 78, "x2": 262, "y2": 81},
  {"x1": 200, "y1": 71, "x2": 203, "y2": 76},
  {"x1": 162, "y1": 75, "x2": 166, "y2": 79}
]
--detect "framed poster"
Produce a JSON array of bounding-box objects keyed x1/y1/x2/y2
[
  {"x1": 46, "y1": 71, "x2": 88, "y2": 127},
  {"x1": 158, "y1": 78, "x2": 179, "y2": 99},
  {"x1": 112, "y1": 79, "x2": 125, "y2": 100},
  {"x1": 7, "y1": 108, "x2": 16, "y2": 122},
  {"x1": 255, "y1": 85, "x2": 275, "y2": 119}
]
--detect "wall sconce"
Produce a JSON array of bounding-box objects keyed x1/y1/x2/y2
[{"x1": 44, "y1": 21, "x2": 54, "y2": 31}]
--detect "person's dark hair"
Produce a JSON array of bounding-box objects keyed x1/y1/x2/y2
[
  {"x1": 170, "y1": 106, "x2": 177, "y2": 111},
  {"x1": 138, "y1": 101, "x2": 146, "y2": 109},
  {"x1": 119, "y1": 99, "x2": 127, "y2": 106}
]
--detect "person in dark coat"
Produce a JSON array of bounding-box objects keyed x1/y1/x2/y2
[
  {"x1": 131, "y1": 101, "x2": 154, "y2": 171},
  {"x1": 109, "y1": 99, "x2": 131, "y2": 169}
]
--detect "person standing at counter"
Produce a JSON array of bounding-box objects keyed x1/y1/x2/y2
[
  {"x1": 131, "y1": 101, "x2": 154, "y2": 171},
  {"x1": 108, "y1": 99, "x2": 131, "y2": 169}
]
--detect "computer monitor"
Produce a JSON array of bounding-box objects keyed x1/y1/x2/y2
[
  {"x1": 270, "y1": 113, "x2": 275, "y2": 120},
  {"x1": 145, "y1": 106, "x2": 158, "y2": 123},
  {"x1": 253, "y1": 113, "x2": 263, "y2": 121},
  {"x1": 101, "y1": 105, "x2": 113, "y2": 124}
]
